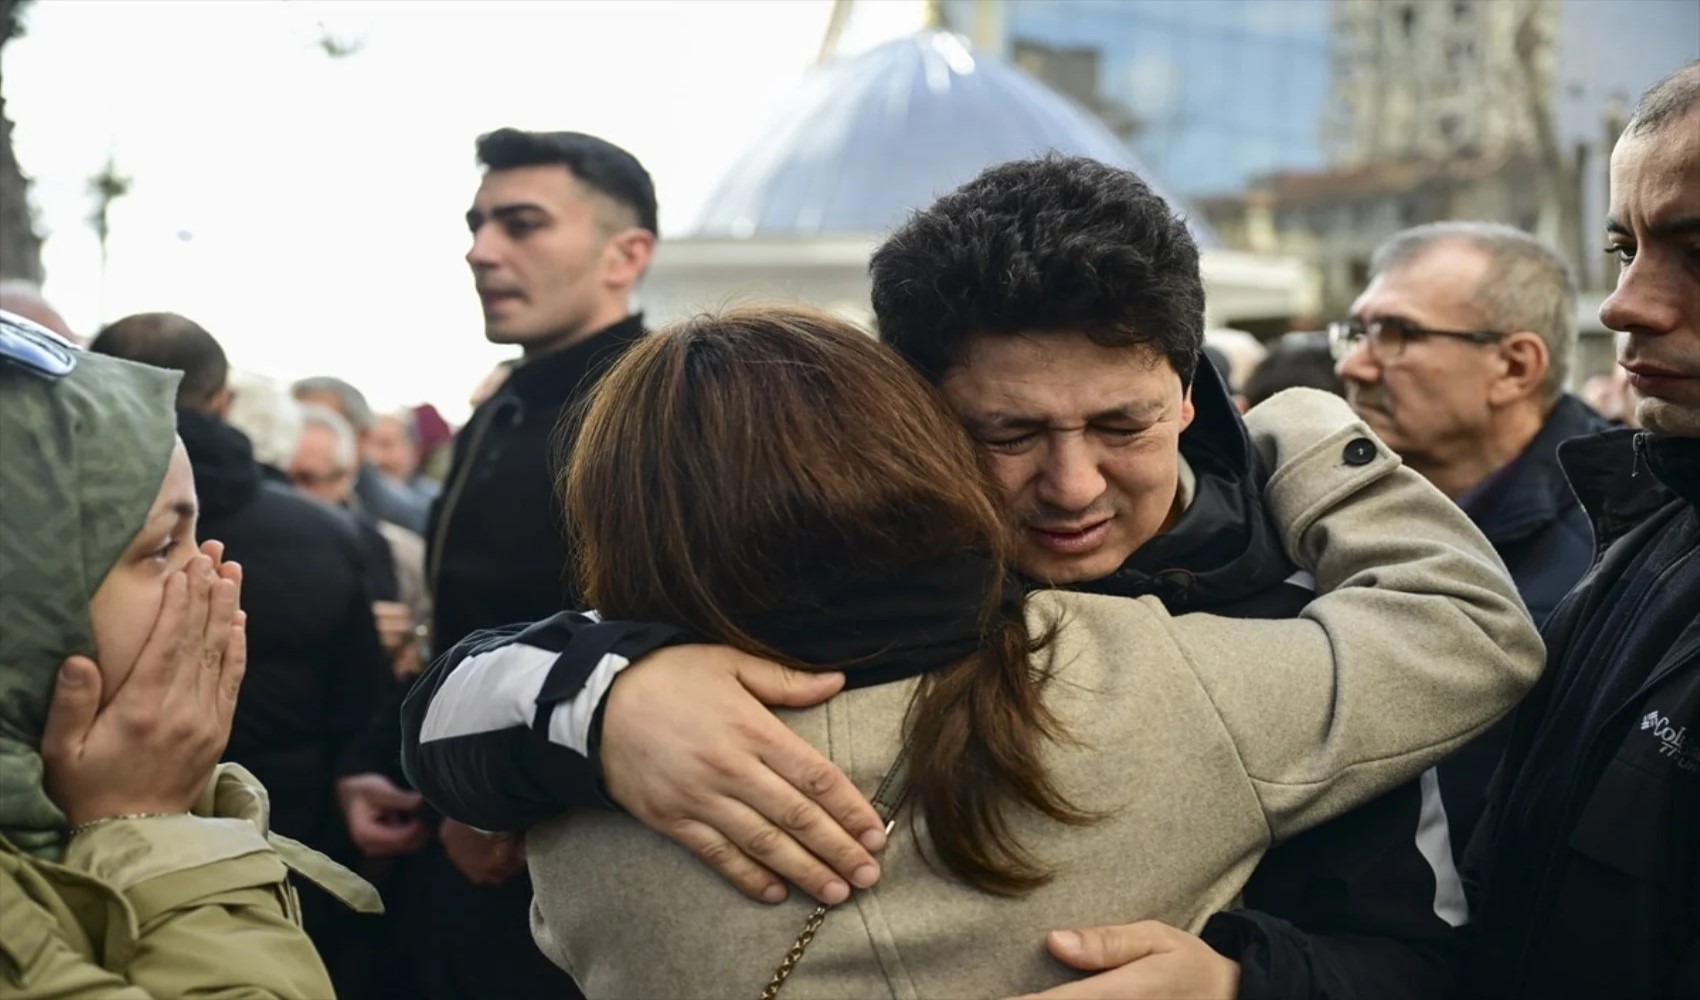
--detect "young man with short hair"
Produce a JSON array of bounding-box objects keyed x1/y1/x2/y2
[{"x1": 422, "y1": 128, "x2": 658, "y2": 1000}]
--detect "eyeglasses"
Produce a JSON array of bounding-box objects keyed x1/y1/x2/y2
[
  {"x1": 1328, "y1": 317, "x2": 1506, "y2": 363},
  {"x1": 290, "y1": 468, "x2": 351, "y2": 489}
]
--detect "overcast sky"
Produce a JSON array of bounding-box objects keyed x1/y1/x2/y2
[
  {"x1": 7, "y1": 0, "x2": 928, "y2": 419},
  {"x1": 8, "y1": 1, "x2": 1693, "y2": 419}
]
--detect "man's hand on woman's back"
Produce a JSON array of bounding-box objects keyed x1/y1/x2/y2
[{"x1": 600, "y1": 645, "x2": 887, "y2": 906}]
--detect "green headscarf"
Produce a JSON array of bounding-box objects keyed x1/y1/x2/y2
[{"x1": 0, "y1": 315, "x2": 180, "y2": 859}]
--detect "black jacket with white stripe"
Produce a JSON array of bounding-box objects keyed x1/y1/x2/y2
[{"x1": 400, "y1": 369, "x2": 1463, "y2": 1000}]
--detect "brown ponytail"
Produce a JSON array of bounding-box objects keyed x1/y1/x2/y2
[{"x1": 565, "y1": 304, "x2": 1093, "y2": 894}]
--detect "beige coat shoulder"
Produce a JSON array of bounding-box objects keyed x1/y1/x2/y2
[{"x1": 1032, "y1": 386, "x2": 1544, "y2": 837}]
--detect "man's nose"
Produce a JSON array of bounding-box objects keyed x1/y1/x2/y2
[
  {"x1": 1034, "y1": 434, "x2": 1107, "y2": 513},
  {"x1": 466, "y1": 227, "x2": 501, "y2": 269},
  {"x1": 1600, "y1": 258, "x2": 1680, "y2": 338},
  {"x1": 1335, "y1": 338, "x2": 1382, "y2": 387}
]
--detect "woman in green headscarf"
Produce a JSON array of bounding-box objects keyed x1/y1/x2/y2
[{"x1": 0, "y1": 314, "x2": 376, "y2": 998}]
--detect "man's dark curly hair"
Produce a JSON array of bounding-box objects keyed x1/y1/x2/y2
[{"x1": 870, "y1": 156, "x2": 1204, "y2": 387}]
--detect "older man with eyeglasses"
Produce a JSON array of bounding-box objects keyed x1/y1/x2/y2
[{"x1": 1331, "y1": 222, "x2": 1610, "y2": 855}]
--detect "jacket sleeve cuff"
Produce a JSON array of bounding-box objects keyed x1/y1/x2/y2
[
  {"x1": 123, "y1": 850, "x2": 293, "y2": 928},
  {"x1": 554, "y1": 621, "x2": 693, "y2": 810},
  {"x1": 63, "y1": 815, "x2": 271, "y2": 894},
  {"x1": 402, "y1": 616, "x2": 689, "y2": 830},
  {"x1": 1202, "y1": 909, "x2": 1304, "y2": 1000},
  {"x1": 1204, "y1": 908, "x2": 1460, "y2": 1000}
]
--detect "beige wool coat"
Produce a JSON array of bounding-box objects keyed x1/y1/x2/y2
[{"x1": 527, "y1": 389, "x2": 1546, "y2": 999}]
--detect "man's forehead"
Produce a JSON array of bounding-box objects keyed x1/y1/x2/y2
[
  {"x1": 471, "y1": 165, "x2": 590, "y2": 212},
  {"x1": 1608, "y1": 114, "x2": 1700, "y2": 222},
  {"x1": 1354, "y1": 245, "x2": 1491, "y2": 319},
  {"x1": 955, "y1": 329, "x2": 1173, "y2": 373},
  {"x1": 945, "y1": 333, "x2": 1179, "y2": 419}
]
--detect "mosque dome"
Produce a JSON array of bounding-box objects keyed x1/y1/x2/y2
[{"x1": 688, "y1": 30, "x2": 1217, "y2": 246}]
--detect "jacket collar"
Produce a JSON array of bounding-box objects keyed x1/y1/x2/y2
[
  {"x1": 1559, "y1": 429, "x2": 1700, "y2": 549},
  {"x1": 1070, "y1": 364, "x2": 1292, "y2": 609},
  {"x1": 1460, "y1": 394, "x2": 1612, "y2": 545},
  {"x1": 500, "y1": 313, "x2": 646, "y2": 409},
  {"x1": 1641, "y1": 432, "x2": 1700, "y2": 507}
]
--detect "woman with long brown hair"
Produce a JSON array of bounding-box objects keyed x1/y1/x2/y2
[{"x1": 465, "y1": 305, "x2": 1536, "y2": 997}]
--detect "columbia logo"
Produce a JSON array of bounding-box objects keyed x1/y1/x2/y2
[{"x1": 1643, "y1": 710, "x2": 1665, "y2": 731}]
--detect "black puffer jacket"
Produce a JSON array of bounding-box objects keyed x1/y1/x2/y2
[{"x1": 177, "y1": 411, "x2": 391, "y2": 854}]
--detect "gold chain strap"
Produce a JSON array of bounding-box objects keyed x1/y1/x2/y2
[
  {"x1": 755, "y1": 743, "x2": 912, "y2": 1000},
  {"x1": 758, "y1": 900, "x2": 831, "y2": 1000}
]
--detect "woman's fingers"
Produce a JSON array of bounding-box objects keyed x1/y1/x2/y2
[
  {"x1": 197, "y1": 577, "x2": 239, "y2": 709},
  {"x1": 185, "y1": 555, "x2": 216, "y2": 644},
  {"x1": 217, "y1": 613, "x2": 248, "y2": 728},
  {"x1": 689, "y1": 793, "x2": 857, "y2": 906},
  {"x1": 123, "y1": 570, "x2": 190, "y2": 702},
  {"x1": 40, "y1": 657, "x2": 103, "y2": 769},
  {"x1": 220, "y1": 559, "x2": 243, "y2": 610},
  {"x1": 202, "y1": 560, "x2": 244, "y2": 718},
  {"x1": 664, "y1": 817, "x2": 789, "y2": 904},
  {"x1": 169, "y1": 556, "x2": 217, "y2": 700}
]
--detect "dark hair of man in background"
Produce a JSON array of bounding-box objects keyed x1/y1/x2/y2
[
  {"x1": 869, "y1": 156, "x2": 1204, "y2": 388},
  {"x1": 475, "y1": 128, "x2": 658, "y2": 236},
  {"x1": 1624, "y1": 57, "x2": 1700, "y2": 135},
  {"x1": 90, "y1": 312, "x2": 228, "y2": 411},
  {"x1": 1244, "y1": 334, "x2": 1343, "y2": 409}
]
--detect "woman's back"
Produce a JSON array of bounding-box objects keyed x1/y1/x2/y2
[
  {"x1": 530, "y1": 592, "x2": 1267, "y2": 998},
  {"x1": 532, "y1": 508, "x2": 1536, "y2": 1000}
]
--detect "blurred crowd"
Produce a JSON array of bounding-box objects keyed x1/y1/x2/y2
[{"x1": 1, "y1": 57, "x2": 1695, "y2": 1000}]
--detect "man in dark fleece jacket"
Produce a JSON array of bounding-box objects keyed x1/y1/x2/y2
[
  {"x1": 419, "y1": 127, "x2": 658, "y2": 1000},
  {"x1": 403, "y1": 159, "x2": 1477, "y2": 1000},
  {"x1": 1462, "y1": 61, "x2": 1700, "y2": 1000}
]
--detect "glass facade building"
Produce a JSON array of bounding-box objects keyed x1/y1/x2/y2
[{"x1": 948, "y1": 0, "x2": 1336, "y2": 198}]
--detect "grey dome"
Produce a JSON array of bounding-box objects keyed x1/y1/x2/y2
[{"x1": 689, "y1": 30, "x2": 1218, "y2": 246}]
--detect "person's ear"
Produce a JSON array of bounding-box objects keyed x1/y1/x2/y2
[
  {"x1": 1487, "y1": 331, "x2": 1550, "y2": 407},
  {"x1": 208, "y1": 385, "x2": 235, "y2": 419},
  {"x1": 603, "y1": 228, "x2": 656, "y2": 289}
]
